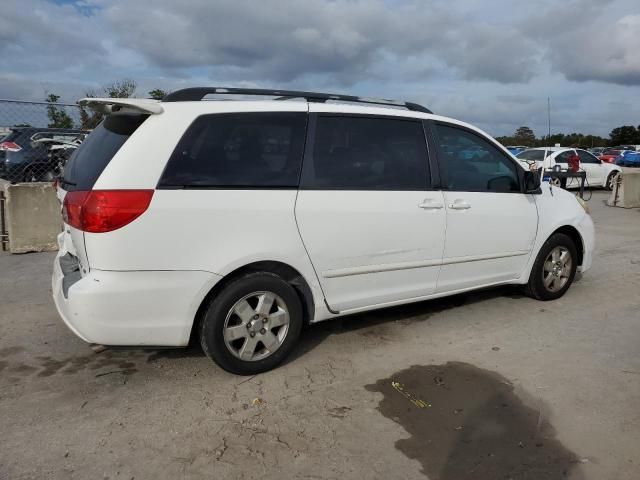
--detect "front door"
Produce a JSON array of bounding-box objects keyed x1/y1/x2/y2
[
  {"x1": 430, "y1": 122, "x2": 538, "y2": 292},
  {"x1": 576, "y1": 149, "x2": 604, "y2": 186},
  {"x1": 295, "y1": 111, "x2": 445, "y2": 312}
]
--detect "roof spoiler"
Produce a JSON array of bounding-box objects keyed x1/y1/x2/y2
[{"x1": 77, "y1": 98, "x2": 163, "y2": 115}]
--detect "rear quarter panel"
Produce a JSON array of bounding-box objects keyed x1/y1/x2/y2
[{"x1": 83, "y1": 189, "x2": 324, "y2": 298}]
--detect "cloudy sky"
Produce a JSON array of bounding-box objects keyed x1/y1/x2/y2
[{"x1": 1, "y1": 0, "x2": 639, "y2": 137}]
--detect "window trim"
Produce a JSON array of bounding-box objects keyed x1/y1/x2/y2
[
  {"x1": 427, "y1": 120, "x2": 526, "y2": 194},
  {"x1": 156, "y1": 111, "x2": 308, "y2": 190},
  {"x1": 298, "y1": 113, "x2": 434, "y2": 191}
]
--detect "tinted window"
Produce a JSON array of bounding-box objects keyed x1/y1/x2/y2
[
  {"x1": 554, "y1": 150, "x2": 575, "y2": 164},
  {"x1": 433, "y1": 124, "x2": 520, "y2": 192},
  {"x1": 62, "y1": 114, "x2": 148, "y2": 191},
  {"x1": 577, "y1": 150, "x2": 600, "y2": 164},
  {"x1": 159, "y1": 113, "x2": 306, "y2": 188},
  {"x1": 301, "y1": 116, "x2": 429, "y2": 190},
  {"x1": 516, "y1": 150, "x2": 546, "y2": 161}
]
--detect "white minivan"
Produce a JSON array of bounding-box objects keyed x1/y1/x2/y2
[{"x1": 52, "y1": 88, "x2": 594, "y2": 374}]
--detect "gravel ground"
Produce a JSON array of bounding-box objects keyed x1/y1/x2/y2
[{"x1": 1, "y1": 190, "x2": 639, "y2": 480}]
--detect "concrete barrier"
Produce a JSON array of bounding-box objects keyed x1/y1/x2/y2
[
  {"x1": 1, "y1": 182, "x2": 61, "y2": 253},
  {"x1": 607, "y1": 168, "x2": 640, "y2": 209}
]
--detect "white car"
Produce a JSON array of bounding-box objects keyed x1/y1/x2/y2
[
  {"x1": 516, "y1": 147, "x2": 621, "y2": 190},
  {"x1": 52, "y1": 88, "x2": 594, "y2": 374}
]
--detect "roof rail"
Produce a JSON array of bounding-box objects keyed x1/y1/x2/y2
[{"x1": 162, "y1": 87, "x2": 432, "y2": 114}]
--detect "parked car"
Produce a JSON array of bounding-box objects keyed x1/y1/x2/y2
[
  {"x1": 52, "y1": 88, "x2": 595, "y2": 375},
  {"x1": 516, "y1": 147, "x2": 561, "y2": 163},
  {"x1": 616, "y1": 150, "x2": 640, "y2": 167},
  {"x1": 0, "y1": 127, "x2": 87, "y2": 182},
  {"x1": 588, "y1": 147, "x2": 606, "y2": 156},
  {"x1": 517, "y1": 147, "x2": 621, "y2": 190},
  {"x1": 599, "y1": 148, "x2": 623, "y2": 163}
]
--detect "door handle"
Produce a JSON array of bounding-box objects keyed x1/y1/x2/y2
[
  {"x1": 418, "y1": 200, "x2": 444, "y2": 209},
  {"x1": 449, "y1": 199, "x2": 471, "y2": 210}
]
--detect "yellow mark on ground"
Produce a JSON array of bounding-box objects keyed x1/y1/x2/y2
[{"x1": 391, "y1": 381, "x2": 431, "y2": 408}]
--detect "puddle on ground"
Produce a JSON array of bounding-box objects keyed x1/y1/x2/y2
[{"x1": 366, "y1": 362, "x2": 583, "y2": 480}]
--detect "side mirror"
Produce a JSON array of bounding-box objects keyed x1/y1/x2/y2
[{"x1": 523, "y1": 170, "x2": 542, "y2": 194}]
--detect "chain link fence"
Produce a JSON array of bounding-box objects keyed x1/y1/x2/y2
[{"x1": 0, "y1": 99, "x2": 89, "y2": 183}]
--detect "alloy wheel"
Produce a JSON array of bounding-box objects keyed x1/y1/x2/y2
[
  {"x1": 223, "y1": 291, "x2": 290, "y2": 362},
  {"x1": 542, "y1": 246, "x2": 572, "y2": 293}
]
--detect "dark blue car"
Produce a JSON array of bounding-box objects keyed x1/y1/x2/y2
[{"x1": 0, "y1": 127, "x2": 86, "y2": 182}]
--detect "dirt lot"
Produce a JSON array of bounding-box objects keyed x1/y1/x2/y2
[{"x1": 1, "y1": 191, "x2": 639, "y2": 480}]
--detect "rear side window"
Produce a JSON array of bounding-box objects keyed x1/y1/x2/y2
[
  {"x1": 158, "y1": 112, "x2": 307, "y2": 188},
  {"x1": 301, "y1": 116, "x2": 430, "y2": 190},
  {"x1": 61, "y1": 114, "x2": 148, "y2": 191},
  {"x1": 554, "y1": 151, "x2": 575, "y2": 164},
  {"x1": 433, "y1": 123, "x2": 520, "y2": 192}
]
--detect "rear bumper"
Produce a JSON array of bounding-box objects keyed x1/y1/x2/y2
[{"x1": 52, "y1": 242, "x2": 222, "y2": 346}]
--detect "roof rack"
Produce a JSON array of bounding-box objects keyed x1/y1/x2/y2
[{"x1": 162, "y1": 87, "x2": 432, "y2": 114}]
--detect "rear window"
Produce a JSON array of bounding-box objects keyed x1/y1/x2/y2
[
  {"x1": 61, "y1": 114, "x2": 148, "y2": 191},
  {"x1": 158, "y1": 112, "x2": 307, "y2": 188}
]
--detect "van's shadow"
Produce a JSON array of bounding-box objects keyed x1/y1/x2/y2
[
  {"x1": 145, "y1": 285, "x2": 527, "y2": 366},
  {"x1": 286, "y1": 285, "x2": 526, "y2": 365}
]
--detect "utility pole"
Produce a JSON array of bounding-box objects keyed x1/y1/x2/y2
[{"x1": 547, "y1": 97, "x2": 551, "y2": 142}]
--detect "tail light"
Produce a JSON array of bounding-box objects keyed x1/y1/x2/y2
[
  {"x1": 0, "y1": 141, "x2": 22, "y2": 152},
  {"x1": 63, "y1": 190, "x2": 154, "y2": 233}
]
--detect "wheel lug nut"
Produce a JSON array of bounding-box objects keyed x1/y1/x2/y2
[
  {"x1": 253, "y1": 314, "x2": 259, "y2": 320},
  {"x1": 260, "y1": 328, "x2": 266, "y2": 334},
  {"x1": 262, "y1": 317, "x2": 268, "y2": 323},
  {"x1": 250, "y1": 332, "x2": 256, "y2": 337}
]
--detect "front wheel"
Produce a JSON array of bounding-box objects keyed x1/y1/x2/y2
[
  {"x1": 525, "y1": 233, "x2": 578, "y2": 301},
  {"x1": 606, "y1": 171, "x2": 619, "y2": 191},
  {"x1": 549, "y1": 177, "x2": 562, "y2": 188},
  {"x1": 199, "y1": 272, "x2": 303, "y2": 375}
]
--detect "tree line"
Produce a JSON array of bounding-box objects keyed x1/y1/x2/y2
[
  {"x1": 44, "y1": 79, "x2": 166, "y2": 130},
  {"x1": 43, "y1": 82, "x2": 640, "y2": 145},
  {"x1": 495, "y1": 125, "x2": 640, "y2": 149}
]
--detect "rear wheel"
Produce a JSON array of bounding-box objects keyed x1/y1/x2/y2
[
  {"x1": 525, "y1": 233, "x2": 578, "y2": 301},
  {"x1": 199, "y1": 272, "x2": 303, "y2": 375}
]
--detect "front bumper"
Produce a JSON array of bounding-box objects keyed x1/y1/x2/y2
[
  {"x1": 52, "y1": 240, "x2": 222, "y2": 346},
  {"x1": 576, "y1": 213, "x2": 594, "y2": 273}
]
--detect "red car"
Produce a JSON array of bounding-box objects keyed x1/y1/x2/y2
[{"x1": 599, "y1": 149, "x2": 622, "y2": 163}]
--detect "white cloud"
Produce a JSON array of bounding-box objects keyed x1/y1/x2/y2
[{"x1": 0, "y1": 0, "x2": 639, "y2": 136}]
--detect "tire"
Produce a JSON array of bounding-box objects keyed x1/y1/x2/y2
[
  {"x1": 524, "y1": 233, "x2": 578, "y2": 301},
  {"x1": 21, "y1": 168, "x2": 37, "y2": 183},
  {"x1": 21, "y1": 168, "x2": 55, "y2": 183},
  {"x1": 606, "y1": 171, "x2": 618, "y2": 191},
  {"x1": 199, "y1": 272, "x2": 303, "y2": 375},
  {"x1": 549, "y1": 177, "x2": 562, "y2": 188}
]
